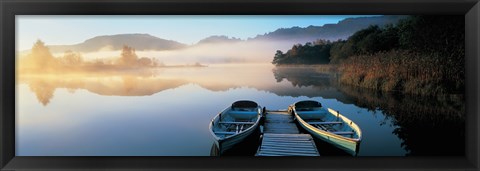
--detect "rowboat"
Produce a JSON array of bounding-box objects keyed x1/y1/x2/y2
[
  {"x1": 289, "y1": 100, "x2": 362, "y2": 156},
  {"x1": 209, "y1": 100, "x2": 262, "y2": 154}
]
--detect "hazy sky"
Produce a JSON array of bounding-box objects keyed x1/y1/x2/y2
[{"x1": 17, "y1": 15, "x2": 378, "y2": 51}]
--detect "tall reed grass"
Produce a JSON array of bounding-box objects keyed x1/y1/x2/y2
[{"x1": 338, "y1": 49, "x2": 464, "y2": 97}]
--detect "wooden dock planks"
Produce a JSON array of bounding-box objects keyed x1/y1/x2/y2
[
  {"x1": 256, "y1": 133, "x2": 320, "y2": 156},
  {"x1": 263, "y1": 110, "x2": 299, "y2": 134},
  {"x1": 256, "y1": 111, "x2": 320, "y2": 156}
]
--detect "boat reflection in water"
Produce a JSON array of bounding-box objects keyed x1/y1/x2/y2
[{"x1": 209, "y1": 131, "x2": 262, "y2": 156}]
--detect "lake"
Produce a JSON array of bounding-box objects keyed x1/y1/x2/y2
[{"x1": 16, "y1": 64, "x2": 465, "y2": 156}]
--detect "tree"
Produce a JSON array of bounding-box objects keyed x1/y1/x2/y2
[
  {"x1": 329, "y1": 40, "x2": 348, "y2": 64},
  {"x1": 119, "y1": 45, "x2": 138, "y2": 66},
  {"x1": 151, "y1": 58, "x2": 164, "y2": 67},
  {"x1": 61, "y1": 50, "x2": 83, "y2": 66},
  {"x1": 138, "y1": 57, "x2": 152, "y2": 66},
  {"x1": 26, "y1": 40, "x2": 57, "y2": 70},
  {"x1": 377, "y1": 24, "x2": 400, "y2": 51},
  {"x1": 272, "y1": 50, "x2": 285, "y2": 65},
  {"x1": 397, "y1": 15, "x2": 464, "y2": 56},
  {"x1": 313, "y1": 39, "x2": 330, "y2": 45},
  {"x1": 272, "y1": 41, "x2": 332, "y2": 65}
]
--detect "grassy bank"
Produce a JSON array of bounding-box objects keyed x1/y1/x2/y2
[{"x1": 338, "y1": 50, "x2": 464, "y2": 97}]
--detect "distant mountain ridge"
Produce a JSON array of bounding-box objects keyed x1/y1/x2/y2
[
  {"x1": 251, "y1": 15, "x2": 408, "y2": 43},
  {"x1": 42, "y1": 16, "x2": 407, "y2": 53},
  {"x1": 48, "y1": 33, "x2": 187, "y2": 53},
  {"x1": 197, "y1": 35, "x2": 242, "y2": 44}
]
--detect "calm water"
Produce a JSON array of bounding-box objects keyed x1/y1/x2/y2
[{"x1": 16, "y1": 64, "x2": 465, "y2": 156}]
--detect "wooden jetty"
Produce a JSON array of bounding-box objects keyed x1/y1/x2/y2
[{"x1": 256, "y1": 110, "x2": 320, "y2": 156}]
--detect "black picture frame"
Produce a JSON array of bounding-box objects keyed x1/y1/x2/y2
[{"x1": 1, "y1": 0, "x2": 479, "y2": 170}]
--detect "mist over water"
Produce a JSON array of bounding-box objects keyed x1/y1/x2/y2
[{"x1": 37, "y1": 40, "x2": 295, "y2": 65}]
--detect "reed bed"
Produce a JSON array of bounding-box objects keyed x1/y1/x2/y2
[{"x1": 338, "y1": 49, "x2": 464, "y2": 97}]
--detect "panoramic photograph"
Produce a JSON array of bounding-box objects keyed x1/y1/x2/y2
[{"x1": 15, "y1": 15, "x2": 465, "y2": 156}]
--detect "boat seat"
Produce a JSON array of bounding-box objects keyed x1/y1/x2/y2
[
  {"x1": 296, "y1": 111, "x2": 323, "y2": 114},
  {"x1": 218, "y1": 121, "x2": 255, "y2": 124},
  {"x1": 296, "y1": 110, "x2": 325, "y2": 120},
  {"x1": 308, "y1": 121, "x2": 342, "y2": 125},
  {"x1": 331, "y1": 131, "x2": 354, "y2": 135},
  {"x1": 296, "y1": 108, "x2": 313, "y2": 111},
  {"x1": 214, "y1": 131, "x2": 237, "y2": 135},
  {"x1": 229, "y1": 111, "x2": 257, "y2": 120}
]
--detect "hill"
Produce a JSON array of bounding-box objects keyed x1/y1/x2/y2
[
  {"x1": 251, "y1": 15, "x2": 407, "y2": 43},
  {"x1": 196, "y1": 35, "x2": 242, "y2": 44},
  {"x1": 48, "y1": 33, "x2": 187, "y2": 53}
]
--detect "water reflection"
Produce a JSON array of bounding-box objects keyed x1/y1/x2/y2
[
  {"x1": 18, "y1": 74, "x2": 188, "y2": 105},
  {"x1": 273, "y1": 65, "x2": 335, "y2": 88},
  {"x1": 19, "y1": 65, "x2": 344, "y2": 105},
  {"x1": 271, "y1": 66, "x2": 465, "y2": 156},
  {"x1": 16, "y1": 64, "x2": 464, "y2": 156},
  {"x1": 337, "y1": 86, "x2": 464, "y2": 155},
  {"x1": 27, "y1": 79, "x2": 56, "y2": 106},
  {"x1": 210, "y1": 129, "x2": 261, "y2": 156}
]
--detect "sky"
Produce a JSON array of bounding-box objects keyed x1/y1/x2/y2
[{"x1": 16, "y1": 15, "x2": 379, "y2": 51}]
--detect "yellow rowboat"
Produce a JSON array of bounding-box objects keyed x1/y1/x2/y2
[{"x1": 290, "y1": 100, "x2": 362, "y2": 156}]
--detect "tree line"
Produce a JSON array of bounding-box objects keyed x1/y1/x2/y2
[
  {"x1": 18, "y1": 40, "x2": 163, "y2": 73},
  {"x1": 272, "y1": 15, "x2": 465, "y2": 96},
  {"x1": 272, "y1": 40, "x2": 332, "y2": 65}
]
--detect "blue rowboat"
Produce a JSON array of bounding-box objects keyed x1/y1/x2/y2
[{"x1": 209, "y1": 100, "x2": 262, "y2": 154}]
